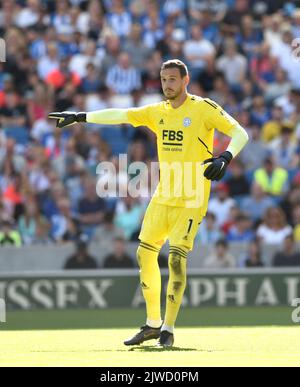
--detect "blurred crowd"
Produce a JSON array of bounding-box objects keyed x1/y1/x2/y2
[{"x1": 0, "y1": 0, "x2": 300, "y2": 268}]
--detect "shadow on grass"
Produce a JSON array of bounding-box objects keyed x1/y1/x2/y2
[
  {"x1": 128, "y1": 345, "x2": 202, "y2": 352},
  {"x1": 30, "y1": 348, "x2": 198, "y2": 353}
]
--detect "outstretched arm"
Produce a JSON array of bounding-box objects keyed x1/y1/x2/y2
[
  {"x1": 87, "y1": 109, "x2": 131, "y2": 125},
  {"x1": 48, "y1": 109, "x2": 131, "y2": 128}
]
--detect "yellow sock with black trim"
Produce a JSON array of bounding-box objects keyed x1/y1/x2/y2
[
  {"x1": 164, "y1": 245, "x2": 188, "y2": 328},
  {"x1": 136, "y1": 241, "x2": 162, "y2": 324}
]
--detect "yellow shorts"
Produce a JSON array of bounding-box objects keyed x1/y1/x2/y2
[{"x1": 138, "y1": 200, "x2": 204, "y2": 251}]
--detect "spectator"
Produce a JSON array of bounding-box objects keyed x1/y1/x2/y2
[
  {"x1": 236, "y1": 14, "x2": 263, "y2": 59},
  {"x1": 156, "y1": 21, "x2": 175, "y2": 58},
  {"x1": 221, "y1": 204, "x2": 241, "y2": 235},
  {"x1": 1, "y1": 173, "x2": 26, "y2": 219},
  {"x1": 78, "y1": 177, "x2": 107, "y2": 237},
  {"x1": 268, "y1": 124, "x2": 297, "y2": 170},
  {"x1": 128, "y1": 139, "x2": 149, "y2": 164},
  {"x1": 27, "y1": 81, "x2": 52, "y2": 127},
  {"x1": 142, "y1": 1, "x2": 164, "y2": 49},
  {"x1": 226, "y1": 160, "x2": 250, "y2": 198},
  {"x1": 208, "y1": 73, "x2": 230, "y2": 107},
  {"x1": 188, "y1": 0, "x2": 227, "y2": 23},
  {"x1": 96, "y1": 155, "x2": 128, "y2": 207},
  {"x1": 0, "y1": 91, "x2": 27, "y2": 134},
  {"x1": 250, "y1": 95, "x2": 271, "y2": 127},
  {"x1": 141, "y1": 51, "x2": 162, "y2": 95},
  {"x1": 106, "y1": 0, "x2": 132, "y2": 39},
  {"x1": 241, "y1": 182, "x2": 276, "y2": 223},
  {"x1": 50, "y1": 198, "x2": 79, "y2": 243},
  {"x1": 263, "y1": 68, "x2": 291, "y2": 104},
  {"x1": 46, "y1": 56, "x2": 81, "y2": 90},
  {"x1": 261, "y1": 105, "x2": 284, "y2": 143},
  {"x1": 270, "y1": 26, "x2": 300, "y2": 89},
  {"x1": 292, "y1": 9, "x2": 300, "y2": 39},
  {"x1": 183, "y1": 24, "x2": 215, "y2": 81},
  {"x1": 0, "y1": 138, "x2": 26, "y2": 175},
  {"x1": 64, "y1": 234, "x2": 98, "y2": 269},
  {"x1": 200, "y1": 8, "x2": 221, "y2": 43},
  {"x1": 280, "y1": 184, "x2": 300, "y2": 226},
  {"x1": 264, "y1": 13, "x2": 283, "y2": 47},
  {"x1": 14, "y1": 0, "x2": 41, "y2": 29},
  {"x1": 203, "y1": 239, "x2": 235, "y2": 268},
  {"x1": 250, "y1": 42, "x2": 274, "y2": 87},
  {"x1": 0, "y1": 218, "x2": 22, "y2": 246},
  {"x1": 216, "y1": 39, "x2": 247, "y2": 90},
  {"x1": 227, "y1": 213, "x2": 254, "y2": 242},
  {"x1": 208, "y1": 183, "x2": 236, "y2": 227},
  {"x1": 26, "y1": 148, "x2": 51, "y2": 195},
  {"x1": 68, "y1": 40, "x2": 101, "y2": 79},
  {"x1": 18, "y1": 197, "x2": 50, "y2": 245},
  {"x1": 37, "y1": 42, "x2": 60, "y2": 80},
  {"x1": 222, "y1": 0, "x2": 250, "y2": 34},
  {"x1": 257, "y1": 206, "x2": 293, "y2": 245},
  {"x1": 76, "y1": 0, "x2": 107, "y2": 37},
  {"x1": 105, "y1": 52, "x2": 141, "y2": 95},
  {"x1": 273, "y1": 234, "x2": 300, "y2": 266},
  {"x1": 274, "y1": 88, "x2": 297, "y2": 120},
  {"x1": 81, "y1": 63, "x2": 104, "y2": 94},
  {"x1": 101, "y1": 34, "x2": 121, "y2": 76},
  {"x1": 114, "y1": 195, "x2": 144, "y2": 241},
  {"x1": 254, "y1": 156, "x2": 288, "y2": 197},
  {"x1": 103, "y1": 236, "x2": 135, "y2": 268},
  {"x1": 93, "y1": 210, "x2": 125, "y2": 249},
  {"x1": 52, "y1": 137, "x2": 85, "y2": 180},
  {"x1": 195, "y1": 212, "x2": 223, "y2": 244},
  {"x1": 166, "y1": 31, "x2": 186, "y2": 64},
  {"x1": 123, "y1": 23, "x2": 151, "y2": 70},
  {"x1": 51, "y1": 0, "x2": 74, "y2": 35},
  {"x1": 239, "y1": 239, "x2": 264, "y2": 267}
]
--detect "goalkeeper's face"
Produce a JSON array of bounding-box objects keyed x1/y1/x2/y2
[{"x1": 160, "y1": 68, "x2": 189, "y2": 100}]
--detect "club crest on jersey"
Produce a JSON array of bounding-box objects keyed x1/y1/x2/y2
[{"x1": 183, "y1": 117, "x2": 191, "y2": 127}]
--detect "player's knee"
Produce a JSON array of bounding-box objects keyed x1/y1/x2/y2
[{"x1": 136, "y1": 241, "x2": 160, "y2": 268}]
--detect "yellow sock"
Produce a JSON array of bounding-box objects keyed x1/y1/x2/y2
[
  {"x1": 164, "y1": 245, "x2": 188, "y2": 327},
  {"x1": 137, "y1": 241, "x2": 162, "y2": 323}
]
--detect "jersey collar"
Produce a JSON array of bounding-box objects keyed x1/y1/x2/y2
[{"x1": 166, "y1": 93, "x2": 192, "y2": 111}]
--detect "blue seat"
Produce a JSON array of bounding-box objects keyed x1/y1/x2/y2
[
  {"x1": 100, "y1": 126, "x2": 130, "y2": 155},
  {"x1": 245, "y1": 169, "x2": 255, "y2": 185},
  {"x1": 288, "y1": 168, "x2": 298, "y2": 184},
  {"x1": 4, "y1": 126, "x2": 29, "y2": 145}
]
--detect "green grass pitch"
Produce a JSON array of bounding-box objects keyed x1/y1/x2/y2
[{"x1": 1, "y1": 307, "x2": 300, "y2": 366}]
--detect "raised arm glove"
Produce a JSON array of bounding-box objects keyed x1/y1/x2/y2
[{"x1": 48, "y1": 111, "x2": 86, "y2": 128}]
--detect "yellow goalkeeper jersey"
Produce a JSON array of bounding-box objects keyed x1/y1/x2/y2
[{"x1": 127, "y1": 94, "x2": 239, "y2": 211}]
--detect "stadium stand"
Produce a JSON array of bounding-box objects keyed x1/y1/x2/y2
[{"x1": 0, "y1": 0, "x2": 300, "y2": 269}]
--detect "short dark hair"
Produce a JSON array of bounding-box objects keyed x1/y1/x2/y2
[
  {"x1": 216, "y1": 239, "x2": 228, "y2": 249},
  {"x1": 161, "y1": 59, "x2": 188, "y2": 78}
]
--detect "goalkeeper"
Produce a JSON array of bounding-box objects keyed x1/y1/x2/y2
[{"x1": 49, "y1": 59, "x2": 248, "y2": 348}]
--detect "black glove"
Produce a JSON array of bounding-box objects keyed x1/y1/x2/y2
[
  {"x1": 203, "y1": 151, "x2": 233, "y2": 181},
  {"x1": 48, "y1": 111, "x2": 86, "y2": 128}
]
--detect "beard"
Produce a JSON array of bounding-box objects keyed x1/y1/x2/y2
[{"x1": 163, "y1": 88, "x2": 181, "y2": 100}]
